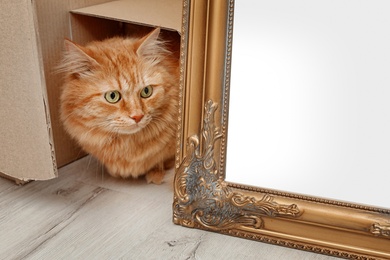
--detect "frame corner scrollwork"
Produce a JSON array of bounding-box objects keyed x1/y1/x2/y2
[{"x1": 173, "y1": 100, "x2": 301, "y2": 232}]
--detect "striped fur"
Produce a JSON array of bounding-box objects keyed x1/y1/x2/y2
[{"x1": 59, "y1": 28, "x2": 179, "y2": 184}]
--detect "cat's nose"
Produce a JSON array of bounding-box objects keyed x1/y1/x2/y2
[{"x1": 130, "y1": 114, "x2": 144, "y2": 123}]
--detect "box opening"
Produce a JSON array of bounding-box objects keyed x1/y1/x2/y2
[{"x1": 1, "y1": 0, "x2": 182, "y2": 181}]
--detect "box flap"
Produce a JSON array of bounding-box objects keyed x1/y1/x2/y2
[
  {"x1": 0, "y1": 0, "x2": 57, "y2": 181},
  {"x1": 71, "y1": 0, "x2": 182, "y2": 32}
]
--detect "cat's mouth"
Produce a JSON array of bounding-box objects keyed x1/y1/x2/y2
[
  {"x1": 113, "y1": 124, "x2": 146, "y2": 135},
  {"x1": 115, "y1": 128, "x2": 142, "y2": 135},
  {"x1": 111, "y1": 119, "x2": 151, "y2": 135},
  {"x1": 105, "y1": 116, "x2": 152, "y2": 135}
]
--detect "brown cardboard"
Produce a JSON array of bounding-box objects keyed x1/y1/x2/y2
[
  {"x1": 0, "y1": 0, "x2": 181, "y2": 181},
  {"x1": 0, "y1": 0, "x2": 56, "y2": 181},
  {"x1": 71, "y1": 0, "x2": 182, "y2": 32}
]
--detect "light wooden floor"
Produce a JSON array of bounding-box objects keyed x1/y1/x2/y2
[{"x1": 0, "y1": 156, "x2": 337, "y2": 259}]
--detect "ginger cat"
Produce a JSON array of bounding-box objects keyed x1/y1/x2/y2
[{"x1": 58, "y1": 28, "x2": 179, "y2": 184}]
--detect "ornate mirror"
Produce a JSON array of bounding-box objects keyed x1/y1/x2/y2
[{"x1": 173, "y1": 0, "x2": 390, "y2": 258}]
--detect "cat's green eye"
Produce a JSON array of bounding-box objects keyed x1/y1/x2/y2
[
  {"x1": 104, "y1": 90, "x2": 121, "y2": 104},
  {"x1": 140, "y1": 85, "x2": 153, "y2": 98}
]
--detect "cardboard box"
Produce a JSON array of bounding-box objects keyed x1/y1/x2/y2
[{"x1": 0, "y1": 0, "x2": 182, "y2": 182}]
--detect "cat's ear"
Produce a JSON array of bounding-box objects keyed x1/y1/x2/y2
[
  {"x1": 135, "y1": 27, "x2": 167, "y2": 57},
  {"x1": 58, "y1": 39, "x2": 99, "y2": 77}
]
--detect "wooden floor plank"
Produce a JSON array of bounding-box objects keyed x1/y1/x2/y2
[{"x1": 0, "y1": 156, "x2": 335, "y2": 259}]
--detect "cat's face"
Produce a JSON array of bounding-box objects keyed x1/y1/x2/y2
[
  {"x1": 72, "y1": 65, "x2": 167, "y2": 135},
  {"x1": 59, "y1": 29, "x2": 179, "y2": 139},
  {"x1": 63, "y1": 53, "x2": 169, "y2": 136}
]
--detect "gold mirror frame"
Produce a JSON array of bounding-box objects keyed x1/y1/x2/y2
[{"x1": 173, "y1": 0, "x2": 390, "y2": 259}]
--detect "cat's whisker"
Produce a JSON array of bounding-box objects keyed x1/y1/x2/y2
[
  {"x1": 77, "y1": 121, "x2": 114, "y2": 142},
  {"x1": 100, "y1": 161, "x2": 105, "y2": 182},
  {"x1": 86, "y1": 154, "x2": 92, "y2": 172}
]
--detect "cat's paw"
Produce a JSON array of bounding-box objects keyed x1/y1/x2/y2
[
  {"x1": 163, "y1": 157, "x2": 175, "y2": 170},
  {"x1": 145, "y1": 169, "x2": 165, "y2": 185}
]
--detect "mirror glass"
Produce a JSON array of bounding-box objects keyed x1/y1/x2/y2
[{"x1": 226, "y1": 0, "x2": 390, "y2": 208}]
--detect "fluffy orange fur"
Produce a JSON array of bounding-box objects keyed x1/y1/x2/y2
[{"x1": 58, "y1": 28, "x2": 179, "y2": 184}]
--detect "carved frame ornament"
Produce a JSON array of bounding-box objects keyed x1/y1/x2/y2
[{"x1": 173, "y1": 0, "x2": 390, "y2": 259}]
